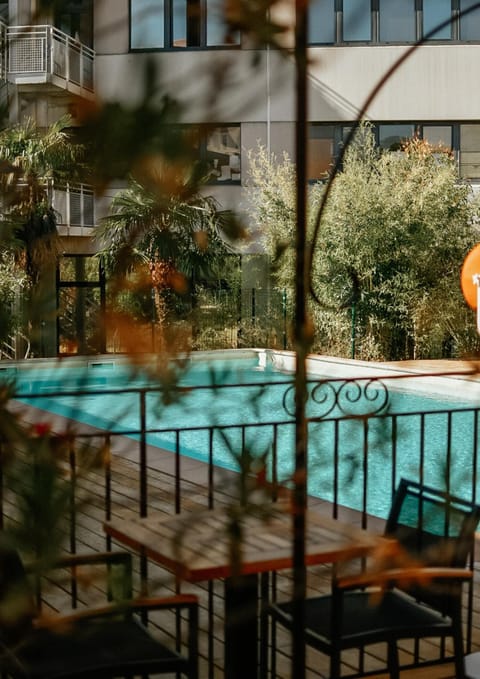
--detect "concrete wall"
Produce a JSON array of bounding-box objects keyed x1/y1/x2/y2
[{"x1": 308, "y1": 45, "x2": 480, "y2": 122}]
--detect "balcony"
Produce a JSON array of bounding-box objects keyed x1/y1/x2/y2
[
  {"x1": 53, "y1": 183, "x2": 95, "y2": 236},
  {"x1": 4, "y1": 23, "x2": 94, "y2": 98}
]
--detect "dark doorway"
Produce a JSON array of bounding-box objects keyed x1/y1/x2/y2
[{"x1": 57, "y1": 255, "x2": 106, "y2": 355}]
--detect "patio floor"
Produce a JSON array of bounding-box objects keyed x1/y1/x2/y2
[{"x1": 49, "y1": 448, "x2": 480, "y2": 678}]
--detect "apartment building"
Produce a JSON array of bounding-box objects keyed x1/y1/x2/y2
[{"x1": 3, "y1": 0, "x2": 480, "y2": 354}]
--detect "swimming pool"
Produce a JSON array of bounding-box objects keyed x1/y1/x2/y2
[{"x1": 4, "y1": 351, "x2": 480, "y2": 518}]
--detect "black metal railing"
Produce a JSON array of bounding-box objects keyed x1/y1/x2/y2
[{"x1": 4, "y1": 371, "x2": 480, "y2": 676}]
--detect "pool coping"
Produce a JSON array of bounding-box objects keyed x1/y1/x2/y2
[{"x1": 6, "y1": 348, "x2": 480, "y2": 422}]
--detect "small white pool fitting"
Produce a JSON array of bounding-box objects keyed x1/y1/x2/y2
[{"x1": 473, "y1": 273, "x2": 480, "y2": 334}]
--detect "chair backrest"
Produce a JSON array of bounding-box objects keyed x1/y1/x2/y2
[{"x1": 384, "y1": 478, "x2": 480, "y2": 609}]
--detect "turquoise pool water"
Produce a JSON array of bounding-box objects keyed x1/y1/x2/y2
[{"x1": 4, "y1": 358, "x2": 478, "y2": 518}]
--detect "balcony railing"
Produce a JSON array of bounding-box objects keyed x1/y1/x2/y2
[
  {"x1": 0, "y1": 22, "x2": 5, "y2": 81},
  {"x1": 53, "y1": 183, "x2": 95, "y2": 236},
  {"x1": 6, "y1": 24, "x2": 94, "y2": 94}
]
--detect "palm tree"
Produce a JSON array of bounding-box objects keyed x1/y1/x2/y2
[
  {"x1": 0, "y1": 115, "x2": 85, "y2": 354},
  {"x1": 95, "y1": 174, "x2": 232, "y2": 348},
  {"x1": 0, "y1": 115, "x2": 85, "y2": 283}
]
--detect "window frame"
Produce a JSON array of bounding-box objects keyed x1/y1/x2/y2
[
  {"x1": 177, "y1": 124, "x2": 242, "y2": 185},
  {"x1": 129, "y1": 0, "x2": 241, "y2": 51},
  {"x1": 307, "y1": 1, "x2": 480, "y2": 46},
  {"x1": 202, "y1": 124, "x2": 242, "y2": 185},
  {"x1": 306, "y1": 121, "x2": 476, "y2": 180}
]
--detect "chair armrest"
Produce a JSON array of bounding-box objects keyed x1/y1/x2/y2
[
  {"x1": 26, "y1": 551, "x2": 133, "y2": 601},
  {"x1": 33, "y1": 594, "x2": 199, "y2": 629},
  {"x1": 43, "y1": 551, "x2": 132, "y2": 570},
  {"x1": 25, "y1": 551, "x2": 133, "y2": 573},
  {"x1": 336, "y1": 566, "x2": 473, "y2": 591}
]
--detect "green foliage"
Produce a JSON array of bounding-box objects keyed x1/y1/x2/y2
[
  {"x1": 97, "y1": 176, "x2": 234, "y2": 328},
  {"x1": 0, "y1": 253, "x2": 26, "y2": 343},
  {"x1": 0, "y1": 116, "x2": 85, "y2": 285},
  {"x1": 247, "y1": 126, "x2": 480, "y2": 359}
]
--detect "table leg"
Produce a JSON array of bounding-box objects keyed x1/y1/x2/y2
[{"x1": 224, "y1": 574, "x2": 259, "y2": 679}]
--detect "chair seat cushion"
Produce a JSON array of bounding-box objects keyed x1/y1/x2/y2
[
  {"x1": 272, "y1": 589, "x2": 454, "y2": 651},
  {"x1": 1, "y1": 617, "x2": 189, "y2": 678}
]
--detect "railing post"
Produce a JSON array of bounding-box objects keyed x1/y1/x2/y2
[
  {"x1": 80, "y1": 43, "x2": 84, "y2": 89},
  {"x1": 48, "y1": 25, "x2": 53, "y2": 76},
  {"x1": 65, "y1": 33, "x2": 70, "y2": 84},
  {"x1": 139, "y1": 390, "x2": 147, "y2": 518}
]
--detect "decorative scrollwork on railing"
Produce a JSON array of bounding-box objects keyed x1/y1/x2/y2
[{"x1": 282, "y1": 378, "x2": 390, "y2": 420}]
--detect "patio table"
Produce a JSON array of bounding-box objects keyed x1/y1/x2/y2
[{"x1": 104, "y1": 503, "x2": 388, "y2": 679}]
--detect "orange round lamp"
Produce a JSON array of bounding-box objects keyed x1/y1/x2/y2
[
  {"x1": 461, "y1": 244, "x2": 480, "y2": 334},
  {"x1": 461, "y1": 243, "x2": 480, "y2": 310}
]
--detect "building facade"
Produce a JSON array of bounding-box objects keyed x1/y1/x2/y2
[{"x1": 3, "y1": 0, "x2": 480, "y2": 354}]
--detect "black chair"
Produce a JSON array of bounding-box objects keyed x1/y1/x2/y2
[
  {"x1": 0, "y1": 546, "x2": 198, "y2": 679},
  {"x1": 268, "y1": 478, "x2": 480, "y2": 678}
]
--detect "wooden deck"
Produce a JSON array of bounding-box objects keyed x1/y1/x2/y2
[{"x1": 36, "y1": 451, "x2": 480, "y2": 678}]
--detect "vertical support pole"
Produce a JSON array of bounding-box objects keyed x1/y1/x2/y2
[
  {"x1": 139, "y1": 390, "x2": 147, "y2": 518},
  {"x1": 292, "y1": 0, "x2": 309, "y2": 677},
  {"x1": 351, "y1": 300, "x2": 356, "y2": 359}
]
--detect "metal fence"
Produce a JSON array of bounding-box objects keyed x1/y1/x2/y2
[
  {"x1": 4, "y1": 370, "x2": 480, "y2": 676},
  {"x1": 188, "y1": 288, "x2": 289, "y2": 351}
]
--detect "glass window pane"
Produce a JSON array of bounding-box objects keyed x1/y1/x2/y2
[
  {"x1": 207, "y1": 126, "x2": 241, "y2": 182},
  {"x1": 460, "y1": 0, "x2": 480, "y2": 40},
  {"x1": 308, "y1": 125, "x2": 334, "y2": 179},
  {"x1": 173, "y1": 0, "x2": 187, "y2": 46},
  {"x1": 422, "y1": 126, "x2": 452, "y2": 149},
  {"x1": 343, "y1": 0, "x2": 371, "y2": 41},
  {"x1": 460, "y1": 125, "x2": 480, "y2": 178},
  {"x1": 423, "y1": 0, "x2": 452, "y2": 39},
  {"x1": 309, "y1": 0, "x2": 336, "y2": 43},
  {"x1": 131, "y1": 0, "x2": 164, "y2": 49},
  {"x1": 206, "y1": 0, "x2": 239, "y2": 45},
  {"x1": 378, "y1": 124, "x2": 414, "y2": 150},
  {"x1": 174, "y1": 0, "x2": 201, "y2": 47},
  {"x1": 379, "y1": 0, "x2": 415, "y2": 42}
]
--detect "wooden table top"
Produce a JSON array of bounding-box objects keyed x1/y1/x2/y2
[{"x1": 105, "y1": 503, "x2": 386, "y2": 582}]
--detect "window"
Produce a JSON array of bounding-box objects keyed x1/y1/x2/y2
[
  {"x1": 309, "y1": 0, "x2": 336, "y2": 43},
  {"x1": 460, "y1": 0, "x2": 480, "y2": 40},
  {"x1": 53, "y1": 184, "x2": 95, "y2": 236},
  {"x1": 423, "y1": 0, "x2": 452, "y2": 39},
  {"x1": 309, "y1": 121, "x2": 480, "y2": 180},
  {"x1": 343, "y1": 0, "x2": 371, "y2": 41},
  {"x1": 379, "y1": 0, "x2": 415, "y2": 42},
  {"x1": 130, "y1": 0, "x2": 239, "y2": 50},
  {"x1": 460, "y1": 125, "x2": 480, "y2": 178},
  {"x1": 131, "y1": 0, "x2": 164, "y2": 49},
  {"x1": 308, "y1": 125, "x2": 335, "y2": 179},
  {"x1": 378, "y1": 124, "x2": 415, "y2": 150},
  {"x1": 306, "y1": 1, "x2": 480, "y2": 45},
  {"x1": 421, "y1": 125, "x2": 452, "y2": 149},
  {"x1": 55, "y1": 0, "x2": 93, "y2": 46},
  {"x1": 205, "y1": 126, "x2": 241, "y2": 183}
]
